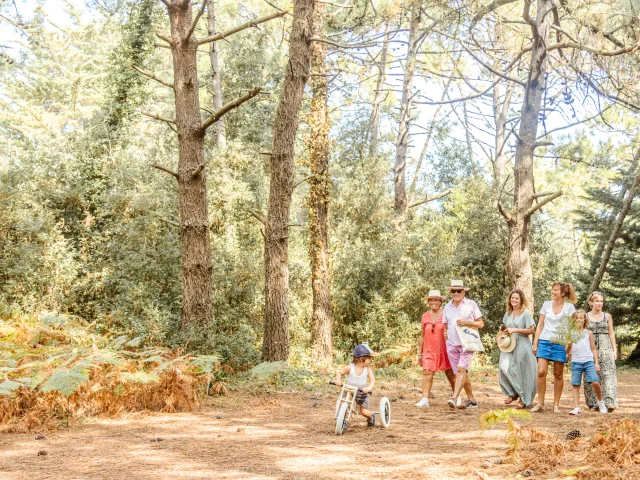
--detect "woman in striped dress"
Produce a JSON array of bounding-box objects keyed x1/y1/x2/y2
[{"x1": 583, "y1": 291, "x2": 618, "y2": 411}]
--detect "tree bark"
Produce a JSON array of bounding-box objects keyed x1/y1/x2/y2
[
  {"x1": 166, "y1": 0, "x2": 213, "y2": 334},
  {"x1": 207, "y1": 1, "x2": 227, "y2": 150},
  {"x1": 307, "y1": 1, "x2": 333, "y2": 365},
  {"x1": 492, "y1": 76, "x2": 513, "y2": 189},
  {"x1": 394, "y1": 1, "x2": 421, "y2": 215},
  {"x1": 262, "y1": 0, "x2": 314, "y2": 362},
  {"x1": 502, "y1": 0, "x2": 553, "y2": 307},
  {"x1": 587, "y1": 147, "x2": 640, "y2": 295},
  {"x1": 368, "y1": 21, "x2": 391, "y2": 158}
]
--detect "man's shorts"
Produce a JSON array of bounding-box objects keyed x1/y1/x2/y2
[
  {"x1": 571, "y1": 360, "x2": 599, "y2": 386},
  {"x1": 446, "y1": 343, "x2": 473, "y2": 374}
]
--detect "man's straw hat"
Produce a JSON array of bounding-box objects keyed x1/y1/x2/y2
[{"x1": 448, "y1": 280, "x2": 470, "y2": 291}]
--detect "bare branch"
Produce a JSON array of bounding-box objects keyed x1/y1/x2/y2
[
  {"x1": 462, "y1": 44, "x2": 526, "y2": 86},
  {"x1": 157, "y1": 32, "x2": 172, "y2": 43},
  {"x1": 187, "y1": 0, "x2": 208, "y2": 42},
  {"x1": 547, "y1": 41, "x2": 640, "y2": 56},
  {"x1": 309, "y1": 37, "x2": 378, "y2": 49},
  {"x1": 471, "y1": 0, "x2": 518, "y2": 29},
  {"x1": 197, "y1": 11, "x2": 288, "y2": 45},
  {"x1": 577, "y1": 70, "x2": 640, "y2": 112},
  {"x1": 533, "y1": 190, "x2": 557, "y2": 199},
  {"x1": 192, "y1": 164, "x2": 204, "y2": 178},
  {"x1": 132, "y1": 65, "x2": 174, "y2": 89},
  {"x1": 159, "y1": 0, "x2": 171, "y2": 7},
  {"x1": 158, "y1": 216, "x2": 180, "y2": 227},
  {"x1": 141, "y1": 111, "x2": 176, "y2": 124},
  {"x1": 537, "y1": 105, "x2": 613, "y2": 139},
  {"x1": 248, "y1": 210, "x2": 266, "y2": 225},
  {"x1": 416, "y1": 79, "x2": 498, "y2": 105},
  {"x1": 497, "y1": 202, "x2": 512, "y2": 222},
  {"x1": 408, "y1": 188, "x2": 452, "y2": 209},
  {"x1": 201, "y1": 88, "x2": 261, "y2": 131},
  {"x1": 533, "y1": 141, "x2": 554, "y2": 148},
  {"x1": 293, "y1": 175, "x2": 315, "y2": 189},
  {"x1": 524, "y1": 191, "x2": 563, "y2": 218},
  {"x1": 151, "y1": 163, "x2": 179, "y2": 179}
]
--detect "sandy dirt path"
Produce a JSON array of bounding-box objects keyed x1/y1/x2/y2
[{"x1": 2, "y1": 370, "x2": 639, "y2": 479}]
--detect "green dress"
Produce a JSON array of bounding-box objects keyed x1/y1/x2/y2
[{"x1": 498, "y1": 310, "x2": 538, "y2": 406}]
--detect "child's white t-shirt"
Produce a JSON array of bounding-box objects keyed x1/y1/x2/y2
[{"x1": 539, "y1": 301, "x2": 575, "y2": 341}]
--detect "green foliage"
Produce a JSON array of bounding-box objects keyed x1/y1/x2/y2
[
  {"x1": 479, "y1": 408, "x2": 533, "y2": 430},
  {"x1": 41, "y1": 370, "x2": 91, "y2": 397},
  {"x1": 550, "y1": 316, "x2": 588, "y2": 346}
]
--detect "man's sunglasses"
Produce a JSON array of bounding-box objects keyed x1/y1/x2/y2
[{"x1": 450, "y1": 289, "x2": 463, "y2": 294}]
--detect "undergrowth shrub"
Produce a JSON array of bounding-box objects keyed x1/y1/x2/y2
[{"x1": 0, "y1": 314, "x2": 222, "y2": 432}]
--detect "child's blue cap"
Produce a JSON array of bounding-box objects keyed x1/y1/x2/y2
[{"x1": 353, "y1": 344, "x2": 379, "y2": 358}]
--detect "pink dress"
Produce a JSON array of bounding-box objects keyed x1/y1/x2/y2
[{"x1": 421, "y1": 311, "x2": 452, "y2": 372}]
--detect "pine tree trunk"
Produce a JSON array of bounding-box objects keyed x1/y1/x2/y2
[
  {"x1": 207, "y1": 2, "x2": 227, "y2": 151},
  {"x1": 588, "y1": 148, "x2": 640, "y2": 295},
  {"x1": 307, "y1": 1, "x2": 333, "y2": 365},
  {"x1": 368, "y1": 22, "x2": 391, "y2": 158},
  {"x1": 394, "y1": 1, "x2": 421, "y2": 215},
  {"x1": 492, "y1": 77, "x2": 512, "y2": 189},
  {"x1": 503, "y1": 0, "x2": 552, "y2": 307},
  {"x1": 167, "y1": 1, "x2": 213, "y2": 334},
  {"x1": 262, "y1": 0, "x2": 314, "y2": 362}
]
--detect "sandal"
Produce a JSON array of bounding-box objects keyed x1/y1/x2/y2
[
  {"x1": 530, "y1": 403, "x2": 544, "y2": 412},
  {"x1": 553, "y1": 406, "x2": 561, "y2": 414},
  {"x1": 514, "y1": 401, "x2": 526, "y2": 410},
  {"x1": 503, "y1": 395, "x2": 518, "y2": 405}
]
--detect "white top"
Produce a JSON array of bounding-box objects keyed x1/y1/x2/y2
[
  {"x1": 539, "y1": 301, "x2": 576, "y2": 341},
  {"x1": 346, "y1": 363, "x2": 368, "y2": 389},
  {"x1": 571, "y1": 332, "x2": 593, "y2": 363},
  {"x1": 443, "y1": 298, "x2": 482, "y2": 347}
]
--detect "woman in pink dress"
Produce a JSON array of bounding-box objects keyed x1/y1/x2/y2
[{"x1": 415, "y1": 290, "x2": 456, "y2": 407}]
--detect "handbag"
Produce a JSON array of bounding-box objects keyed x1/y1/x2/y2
[{"x1": 454, "y1": 323, "x2": 485, "y2": 353}]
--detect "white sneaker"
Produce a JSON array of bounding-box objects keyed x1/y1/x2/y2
[
  {"x1": 569, "y1": 407, "x2": 581, "y2": 415},
  {"x1": 456, "y1": 396, "x2": 462, "y2": 407},
  {"x1": 414, "y1": 397, "x2": 430, "y2": 408},
  {"x1": 598, "y1": 400, "x2": 608, "y2": 415}
]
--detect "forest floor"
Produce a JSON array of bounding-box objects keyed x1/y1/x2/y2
[{"x1": 1, "y1": 368, "x2": 640, "y2": 480}]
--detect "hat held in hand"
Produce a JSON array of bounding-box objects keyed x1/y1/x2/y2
[{"x1": 496, "y1": 331, "x2": 516, "y2": 353}]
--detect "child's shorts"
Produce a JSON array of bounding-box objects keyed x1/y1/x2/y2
[
  {"x1": 355, "y1": 390, "x2": 369, "y2": 409},
  {"x1": 536, "y1": 339, "x2": 567, "y2": 363},
  {"x1": 571, "y1": 360, "x2": 599, "y2": 386}
]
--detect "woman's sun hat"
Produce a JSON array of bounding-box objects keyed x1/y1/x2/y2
[
  {"x1": 449, "y1": 280, "x2": 470, "y2": 291},
  {"x1": 426, "y1": 289, "x2": 447, "y2": 301},
  {"x1": 496, "y1": 331, "x2": 516, "y2": 353}
]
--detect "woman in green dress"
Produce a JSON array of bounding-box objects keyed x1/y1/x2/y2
[{"x1": 498, "y1": 289, "x2": 537, "y2": 409}]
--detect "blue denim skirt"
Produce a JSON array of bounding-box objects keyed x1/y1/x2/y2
[{"x1": 536, "y1": 338, "x2": 567, "y2": 363}]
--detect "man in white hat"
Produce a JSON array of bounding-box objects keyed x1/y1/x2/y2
[{"x1": 443, "y1": 280, "x2": 484, "y2": 409}]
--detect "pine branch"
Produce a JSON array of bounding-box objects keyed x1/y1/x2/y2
[
  {"x1": 408, "y1": 188, "x2": 452, "y2": 209},
  {"x1": 151, "y1": 164, "x2": 179, "y2": 179},
  {"x1": 141, "y1": 111, "x2": 176, "y2": 124},
  {"x1": 132, "y1": 65, "x2": 174, "y2": 89},
  {"x1": 524, "y1": 192, "x2": 563, "y2": 218},
  {"x1": 187, "y1": 0, "x2": 208, "y2": 42},
  {"x1": 197, "y1": 11, "x2": 288, "y2": 45},
  {"x1": 201, "y1": 88, "x2": 261, "y2": 131}
]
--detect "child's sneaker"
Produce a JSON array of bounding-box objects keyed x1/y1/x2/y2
[
  {"x1": 367, "y1": 413, "x2": 376, "y2": 427},
  {"x1": 414, "y1": 397, "x2": 430, "y2": 408},
  {"x1": 598, "y1": 400, "x2": 608, "y2": 415},
  {"x1": 569, "y1": 407, "x2": 581, "y2": 415},
  {"x1": 456, "y1": 396, "x2": 462, "y2": 407}
]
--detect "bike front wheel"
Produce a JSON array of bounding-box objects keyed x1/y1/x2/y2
[{"x1": 335, "y1": 402, "x2": 349, "y2": 435}]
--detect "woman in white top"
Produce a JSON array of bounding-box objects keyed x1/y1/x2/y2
[{"x1": 531, "y1": 282, "x2": 576, "y2": 413}]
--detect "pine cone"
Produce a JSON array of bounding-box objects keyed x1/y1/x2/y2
[{"x1": 566, "y1": 429, "x2": 581, "y2": 440}]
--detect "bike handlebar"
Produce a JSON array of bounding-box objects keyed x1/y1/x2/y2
[{"x1": 328, "y1": 380, "x2": 371, "y2": 395}]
